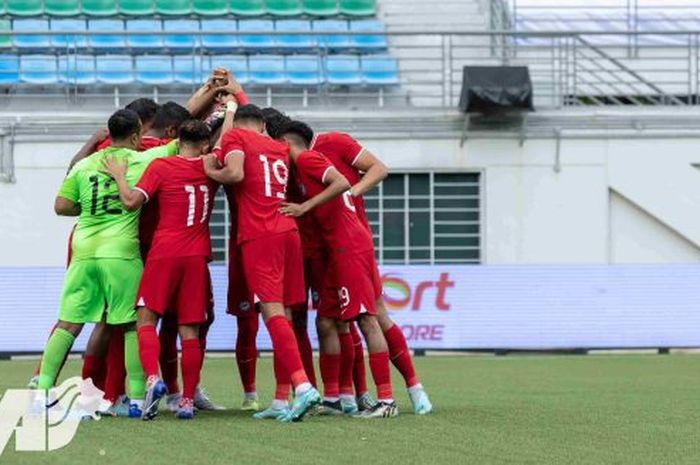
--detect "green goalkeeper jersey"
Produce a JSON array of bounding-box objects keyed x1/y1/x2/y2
[{"x1": 57, "y1": 141, "x2": 178, "y2": 261}]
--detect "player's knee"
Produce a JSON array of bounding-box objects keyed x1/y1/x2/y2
[
  {"x1": 357, "y1": 315, "x2": 381, "y2": 336},
  {"x1": 316, "y1": 316, "x2": 336, "y2": 336},
  {"x1": 178, "y1": 325, "x2": 200, "y2": 340},
  {"x1": 336, "y1": 320, "x2": 350, "y2": 334}
]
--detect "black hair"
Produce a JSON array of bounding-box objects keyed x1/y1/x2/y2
[
  {"x1": 280, "y1": 120, "x2": 314, "y2": 148},
  {"x1": 124, "y1": 98, "x2": 159, "y2": 125},
  {"x1": 152, "y1": 101, "x2": 191, "y2": 132},
  {"x1": 262, "y1": 107, "x2": 292, "y2": 140},
  {"x1": 178, "y1": 119, "x2": 212, "y2": 145},
  {"x1": 108, "y1": 109, "x2": 141, "y2": 141},
  {"x1": 234, "y1": 104, "x2": 265, "y2": 125}
]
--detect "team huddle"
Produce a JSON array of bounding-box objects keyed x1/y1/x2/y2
[{"x1": 31, "y1": 68, "x2": 432, "y2": 422}]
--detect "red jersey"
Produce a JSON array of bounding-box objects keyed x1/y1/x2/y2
[
  {"x1": 287, "y1": 167, "x2": 324, "y2": 258},
  {"x1": 219, "y1": 128, "x2": 297, "y2": 244},
  {"x1": 97, "y1": 135, "x2": 170, "y2": 152},
  {"x1": 293, "y1": 150, "x2": 373, "y2": 255},
  {"x1": 135, "y1": 155, "x2": 218, "y2": 261},
  {"x1": 311, "y1": 132, "x2": 371, "y2": 231}
]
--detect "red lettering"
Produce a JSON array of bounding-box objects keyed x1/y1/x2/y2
[
  {"x1": 435, "y1": 273, "x2": 454, "y2": 311},
  {"x1": 411, "y1": 281, "x2": 433, "y2": 311}
]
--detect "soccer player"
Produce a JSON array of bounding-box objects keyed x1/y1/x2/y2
[
  {"x1": 40, "y1": 109, "x2": 179, "y2": 418},
  {"x1": 96, "y1": 98, "x2": 160, "y2": 151},
  {"x1": 279, "y1": 120, "x2": 398, "y2": 418},
  {"x1": 203, "y1": 104, "x2": 321, "y2": 422},
  {"x1": 102, "y1": 119, "x2": 219, "y2": 420}
]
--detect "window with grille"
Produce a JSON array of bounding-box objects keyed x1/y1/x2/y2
[{"x1": 209, "y1": 172, "x2": 482, "y2": 265}]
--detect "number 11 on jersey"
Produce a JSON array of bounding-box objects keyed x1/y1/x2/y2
[{"x1": 185, "y1": 185, "x2": 210, "y2": 227}]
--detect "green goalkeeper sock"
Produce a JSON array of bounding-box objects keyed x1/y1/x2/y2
[
  {"x1": 37, "y1": 328, "x2": 75, "y2": 390},
  {"x1": 124, "y1": 329, "x2": 145, "y2": 400}
]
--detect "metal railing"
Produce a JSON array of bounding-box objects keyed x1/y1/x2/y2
[{"x1": 2, "y1": 29, "x2": 700, "y2": 109}]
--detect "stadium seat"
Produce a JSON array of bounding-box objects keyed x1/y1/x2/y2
[
  {"x1": 157, "y1": 0, "x2": 192, "y2": 16},
  {"x1": 313, "y1": 20, "x2": 351, "y2": 49},
  {"x1": 174, "y1": 55, "x2": 206, "y2": 84},
  {"x1": 82, "y1": 0, "x2": 118, "y2": 16},
  {"x1": 325, "y1": 54, "x2": 361, "y2": 84},
  {"x1": 20, "y1": 55, "x2": 58, "y2": 85},
  {"x1": 51, "y1": 19, "x2": 88, "y2": 49},
  {"x1": 0, "y1": 55, "x2": 19, "y2": 85},
  {"x1": 249, "y1": 55, "x2": 286, "y2": 84},
  {"x1": 275, "y1": 20, "x2": 316, "y2": 49},
  {"x1": 349, "y1": 20, "x2": 388, "y2": 50},
  {"x1": 340, "y1": 0, "x2": 375, "y2": 16},
  {"x1": 286, "y1": 55, "x2": 322, "y2": 85},
  {"x1": 164, "y1": 20, "x2": 200, "y2": 49},
  {"x1": 0, "y1": 0, "x2": 4, "y2": 16},
  {"x1": 7, "y1": 0, "x2": 42, "y2": 16},
  {"x1": 12, "y1": 20, "x2": 51, "y2": 49},
  {"x1": 88, "y1": 20, "x2": 126, "y2": 49},
  {"x1": 208, "y1": 55, "x2": 249, "y2": 84},
  {"x1": 126, "y1": 19, "x2": 164, "y2": 49},
  {"x1": 136, "y1": 55, "x2": 174, "y2": 84},
  {"x1": 58, "y1": 55, "x2": 97, "y2": 84},
  {"x1": 45, "y1": 0, "x2": 81, "y2": 17},
  {"x1": 361, "y1": 55, "x2": 399, "y2": 84},
  {"x1": 229, "y1": 0, "x2": 265, "y2": 16},
  {"x1": 119, "y1": 0, "x2": 156, "y2": 16},
  {"x1": 268, "y1": 0, "x2": 303, "y2": 17},
  {"x1": 238, "y1": 20, "x2": 275, "y2": 49},
  {"x1": 201, "y1": 19, "x2": 238, "y2": 49},
  {"x1": 0, "y1": 20, "x2": 11, "y2": 49},
  {"x1": 193, "y1": 0, "x2": 229, "y2": 16},
  {"x1": 303, "y1": 0, "x2": 340, "y2": 16},
  {"x1": 96, "y1": 55, "x2": 134, "y2": 84}
]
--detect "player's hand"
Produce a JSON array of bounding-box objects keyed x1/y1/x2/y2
[
  {"x1": 279, "y1": 202, "x2": 307, "y2": 217},
  {"x1": 214, "y1": 69, "x2": 243, "y2": 95},
  {"x1": 101, "y1": 155, "x2": 128, "y2": 179},
  {"x1": 203, "y1": 154, "x2": 221, "y2": 173}
]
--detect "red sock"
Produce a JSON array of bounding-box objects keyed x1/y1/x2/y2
[
  {"x1": 319, "y1": 353, "x2": 341, "y2": 400},
  {"x1": 273, "y1": 350, "x2": 291, "y2": 401},
  {"x1": 384, "y1": 324, "x2": 419, "y2": 388},
  {"x1": 266, "y1": 315, "x2": 308, "y2": 388},
  {"x1": 104, "y1": 327, "x2": 126, "y2": 403},
  {"x1": 180, "y1": 338, "x2": 202, "y2": 400},
  {"x1": 159, "y1": 321, "x2": 180, "y2": 394},
  {"x1": 368, "y1": 351, "x2": 393, "y2": 401},
  {"x1": 136, "y1": 325, "x2": 160, "y2": 379},
  {"x1": 293, "y1": 316, "x2": 317, "y2": 388},
  {"x1": 82, "y1": 354, "x2": 105, "y2": 390},
  {"x1": 339, "y1": 333, "x2": 355, "y2": 396},
  {"x1": 350, "y1": 322, "x2": 368, "y2": 395},
  {"x1": 236, "y1": 316, "x2": 259, "y2": 394}
]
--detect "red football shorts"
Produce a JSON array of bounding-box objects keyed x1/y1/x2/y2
[
  {"x1": 330, "y1": 249, "x2": 382, "y2": 322},
  {"x1": 136, "y1": 256, "x2": 213, "y2": 325},
  {"x1": 226, "y1": 243, "x2": 256, "y2": 318},
  {"x1": 241, "y1": 230, "x2": 306, "y2": 308},
  {"x1": 292, "y1": 250, "x2": 333, "y2": 314}
]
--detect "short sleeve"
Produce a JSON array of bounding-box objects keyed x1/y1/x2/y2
[
  {"x1": 333, "y1": 133, "x2": 364, "y2": 166},
  {"x1": 134, "y1": 160, "x2": 163, "y2": 203},
  {"x1": 220, "y1": 129, "x2": 246, "y2": 165},
  {"x1": 299, "y1": 151, "x2": 334, "y2": 185},
  {"x1": 58, "y1": 167, "x2": 80, "y2": 202}
]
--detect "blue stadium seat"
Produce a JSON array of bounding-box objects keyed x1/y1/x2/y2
[
  {"x1": 201, "y1": 19, "x2": 238, "y2": 50},
  {"x1": 249, "y1": 55, "x2": 286, "y2": 84},
  {"x1": 20, "y1": 55, "x2": 58, "y2": 84},
  {"x1": 88, "y1": 20, "x2": 126, "y2": 49},
  {"x1": 50, "y1": 19, "x2": 88, "y2": 49},
  {"x1": 349, "y1": 19, "x2": 388, "y2": 50},
  {"x1": 96, "y1": 55, "x2": 134, "y2": 84},
  {"x1": 208, "y1": 55, "x2": 249, "y2": 84},
  {"x1": 58, "y1": 55, "x2": 96, "y2": 84},
  {"x1": 174, "y1": 55, "x2": 206, "y2": 84},
  {"x1": 286, "y1": 55, "x2": 321, "y2": 85},
  {"x1": 164, "y1": 20, "x2": 200, "y2": 50},
  {"x1": 13, "y1": 19, "x2": 51, "y2": 49},
  {"x1": 126, "y1": 19, "x2": 163, "y2": 49},
  {"x1": 275, "y1": 20, "x2": 316, "y2": 49},
  {"x1": 313, "y1": 20, "x2": 351, "y2": 49},
  {"x1": 0, "y1": 55, "x2": 19, "y2": 85},
  {"x1": 136, "y1": 55, "x2": 173, "y2": 84},
  {"x1": 238, "y1": 20, "x2": 275, "y2": 49},
  {"x1": 361, "y1": 55, "x2": 399, "y2": 84},
  {"x1": 325, "y1": 54, "x2": 361, "y2": 84}
]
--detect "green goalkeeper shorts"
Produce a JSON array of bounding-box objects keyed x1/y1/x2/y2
[{"x1": 59, "y1": 258, "x2": 143, "y2": 325}]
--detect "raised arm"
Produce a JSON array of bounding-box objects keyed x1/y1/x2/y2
[
  {"x1": 350, "y1": 149, "x2": 388, "y2": 197},
  {"x1": 67, "y1": 128, "x2": 109, "y2": 173},
  {"x1": 280, "y1": 168, "x2": 350, "y2": 217},
  {"x1": 101, "y1": 156, "x2": 146, "y2": 212}
]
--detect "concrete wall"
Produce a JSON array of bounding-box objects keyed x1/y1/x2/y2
[{"x1": 1, "y1": 134, "x2": 699, "y2": 266}]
